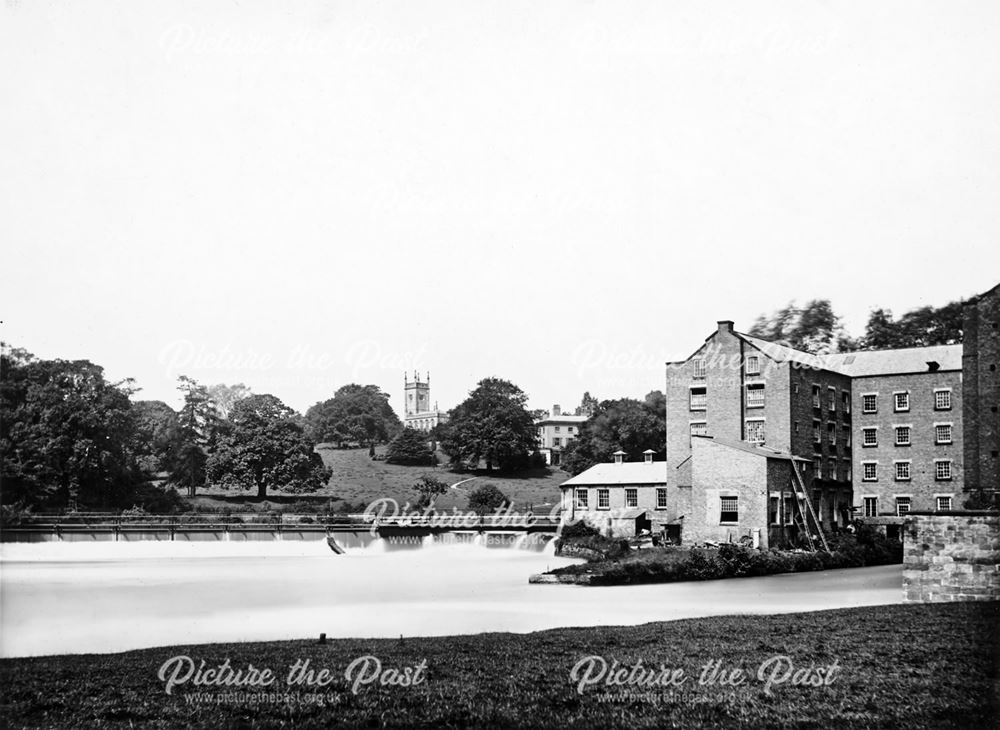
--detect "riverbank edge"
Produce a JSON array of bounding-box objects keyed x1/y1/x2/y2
[
  {"x1": 531, "y1": 537, "x2": 903, "y2": 586},
  {"x1": 1, "y1": 602, "x2": 997, "y2": 729}
]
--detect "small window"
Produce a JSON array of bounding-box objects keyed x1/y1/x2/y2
[
  {"x1": 828, "y1": 387, "x2": 836, "y2": 411},
  {"x1": 575, "y1": 489, "x2": 588, "y2": 508},
  {"x1": 656, "y1": 488, "x2": 668, "y2": 509},
  {"x1": 812, "y1": 385, "x2": 821, "y2": 408},
  {"x1": 895, "y1": 497, "x2": 911, "y2": 516},
  {"x1": 934, "y1": 389, "x2": 952, "y2": 410},
  {"x1": 827, "y1": 423, "x2": 836, "y2": 445},
  {"x1": 689, "y1": 421, "x2": 707, "y2": 444},
  {"x1": 895, "y1": 426, "x2": 911, "y2": 446},
  {"x1": 863, "y1": 428, "x2": 878, "y2": 447},
  {"x1": 863, "y1": 462, "x2": 877, "y2": 481},
  {"x1": 553, "y1": 437, "x2": 561, "y2": 447},
  {"x1": 862, "y1": 394, "x2": 877, "y2": 413},
  {"x1": 745, "y1": 419, "x2": 765, "y2": 444},
  {"x1": 936, "y1": 496, "x2": 952, "y2": 511},
  {"x1": 894, "y1": 461, "x2": 911, "y2": 481},
  {"x1": 554, "y1": 426, "x2": 561, "y2": 433},
  {"x1": 567, "y1": 426, "x2": 574, "y2": 433},
  {"x1": 769, "y1": 496, "x2": 780, "y2": 525},
  {"x1": 843, "y1": 426, "x2": 852, "y2": 447},
  {"x1": 842, "y1": 391, "x2": 851, "y2": 414},
  {"x1": 813, "y1": 421, "x2": 822, "y2": 444},
  {"x1": 935, "y1": 424, "x2": 952, "y2": 444},
  {"x1": 746, "y1": 383, "x2": 765, "y2": 408},
  {"x1": 827, "y1": 459, "x2": 837, "y2": 480},
  {"x1": 745, "y1": 356, "x2": 760, "y2": 375},
  {"x1": 935, "y1": 460, "x2": 953, "y2": 481},
  {"x1": 625, "y1": 488, "x2": 638, "y2": 508},
  {"x1": 690, "y1": 387, "x2": 707, "y2": 411},
  {"x1": 863, "y1": 496, "x2": 878, "y2": 517},
  {"x1": 780, "y1": 495, "x2": 794, "y2": 525},
  {"x1": 894, "y1": 392, "x2": 910, "y2": 412},
  {"x1": 693, "y1": 359, "x2": 707, "y2": 379},
  {"x1": 597, "y1": 489, "x2": 610, "y2": 509},
  {"x1": 720, "y1": 496, "x2": 739, "y2": 523}
]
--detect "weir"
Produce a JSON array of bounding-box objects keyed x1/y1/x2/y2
[{"x1": 2, "y1": 512, "x2": 561, "y2": 547}]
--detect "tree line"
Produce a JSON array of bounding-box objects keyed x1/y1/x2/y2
[{"x1": 748, "y1": 298, "x2": 964, "y2": 354}]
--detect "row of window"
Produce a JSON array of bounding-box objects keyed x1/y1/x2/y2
[
  {"x1": 811, "y1": 421, "x2": 852, "y2": 446},
  {"x1": 538, "y1": 426, "x2": 575, "y2": 434},
  {"x1": 692, "y1": 355, "x2": 763, "y2": 379},
  {"x1": 574, "y1": 488, "x2": 669, "y2": 510},
  {"x1": 862, "y1": 494, "x2": 953, "y2": 517},
  {"x1": 810, "y1": 385, "x2": 852, "y2": 414},
  {"x1": 690, "y1": 419, "x2": 767, "y2": 445},
  {"x1": 688, "y1": 384, "x2": 952, "y2": 416},
  {"x1": 861, "y1": 460, "x2": 953, "y2": 482},
  {"x1": 861, "y1": 389, "x2": 951, "y2": 414},
  {"x1": 811, "y1": 457, "x2": 852, "y2": 482},
  {"x1": 860, "y1": 423, "x2": 953, "y2": 447}
]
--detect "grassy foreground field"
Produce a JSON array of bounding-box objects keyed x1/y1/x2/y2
[
  {"x1": 1, "y1": 603, "x2": 997, "y2": 729},
  {"x1": 194, "y1": 445, "x2": 567, "y2": 512}
]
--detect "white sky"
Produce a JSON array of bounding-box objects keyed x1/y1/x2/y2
[{"x1": 2, "y1": 1, "x2": 999, "y2": 417}]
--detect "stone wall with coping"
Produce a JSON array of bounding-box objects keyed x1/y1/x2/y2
[{"x1": 903, "y1": 512, "x2": 1000, "y2": 602}]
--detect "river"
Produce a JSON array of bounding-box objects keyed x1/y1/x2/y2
[{"x1": 0, "y1": 538, "x2": 904, "y2": 658}]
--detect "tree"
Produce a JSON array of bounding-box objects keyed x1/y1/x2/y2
[
  {"x1": 860, "y1": 308, "x2": 897, "y2": 350},
  {"x1": 304, "y1": 384, "x2": 401, "y2": 446},
  {"x1": 467, "y1": 483, "x2": 509, "y2": 515},
  {"x1": 575, "y1": 392, "x2": 599, "y2": 417},
  {"x1": 412, "y1": 474, "x2": 449, "y2": 508},
  {"x1": 206, "y1": 394, "x2": 330, "y2": 499},
  {"x1": 748, "y1": 299, "x2": 852, "y2": 354},
  {"x1": 386, "y1": 428, "x2": 438, "y2": 466},
  {"x1": 131, "y1": 400, "x2": 179, "y2": 475},
  {"x1": 170, "y1": 376, "x2": 220, "y2": 497},
  {"x1": 1, "y1": 348, "x2": 143, "y2": 509},
  {"x1": 859, "y1": 301, "x2": 964, "y2": 350},
  {"x1": 438, "y1": 378, "x2": 538, "y2": 472},
  {"x1": 206, "y1": 383, "x2": 252, "y2": 419},
  {"x1": 562, "y1": 392, "x2": 666, "y2": 476}
]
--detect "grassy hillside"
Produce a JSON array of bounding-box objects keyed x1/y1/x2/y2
[{"x1": 194, "y1": 446, "x2": 567, "y2": 513}]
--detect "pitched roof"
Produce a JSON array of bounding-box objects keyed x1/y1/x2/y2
[
  {"x1": 737, "y1": 331, "x2": 961, "y2": 377},
  {"x1": 736, "y1": 333, "x2": 831, "y2": 371},
  {"x1": 561, "y1": 461, "x2": 667, "y2": 487},
  {"x1": 820, "y1": 344, "x2": 962, "y2": 376},
  {"x1": 535, "y1": 414, "x2": 588, "y2": 426},
  {"x1": 693, "y1": 434, "x2": 808, "y2": 462}
]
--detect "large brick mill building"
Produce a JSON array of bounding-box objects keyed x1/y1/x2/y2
[{"x1": 662, "y1": 319, "x2": 972, "y2": 545}]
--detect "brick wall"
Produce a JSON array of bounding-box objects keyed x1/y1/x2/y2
[
  {"x1": 852, "y1": 370, "x2": 963, "y2": 516},
  {"x1": 963, "y1": 285, "x2": 1000, "y2": 492},
  {"x1": 687, "y1": 438, "x2": 769, "y2": 546},
  {"x1": 903, "y1": 513, "x2": 1000, "y2": 602}
]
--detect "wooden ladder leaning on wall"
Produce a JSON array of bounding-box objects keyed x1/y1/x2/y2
[{"x1": 790, "y1": 463, "x2": 831, "y2": 553}]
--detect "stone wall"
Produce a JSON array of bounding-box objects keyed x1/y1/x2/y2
[{"x1": 903, "y1": 513, "x2": 1000, "y2": 602}]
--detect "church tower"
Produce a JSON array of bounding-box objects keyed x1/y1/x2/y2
[{"x1": 404, "y1": 371, "x2": 431, "y2": 417}]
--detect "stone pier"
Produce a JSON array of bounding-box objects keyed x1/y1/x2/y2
[{"x1": 903, "y1": 512, "x2": 1000, "y2": 602}]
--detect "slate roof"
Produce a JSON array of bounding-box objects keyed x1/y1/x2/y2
[
  {"x1": 561, "y1": 461, "x2": 667, "y2": 487},
  {"x1": 693, "y1": 434, "x2": 809, "y2": 462},
  {"x1": 821, "y1": 344, "x2": 962, "y2": 376},
  {"x1": 735, "y1": 332, "x2": 961, "y2": 377},
  {"x1": 736, "y1": 333, "x2": 830, "y2": 370}
]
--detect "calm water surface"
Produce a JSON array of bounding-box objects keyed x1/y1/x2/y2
[{"x1": 0, "y1": 538, "x2": 904, "y2": 658}]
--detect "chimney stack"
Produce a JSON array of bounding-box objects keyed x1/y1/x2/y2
[
  {"x1": 553, "y1": 404, "x2": 561, "y2": 416},
  {"x1": 717, "y1": 320, "x2": 734, "y2": 334}
]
